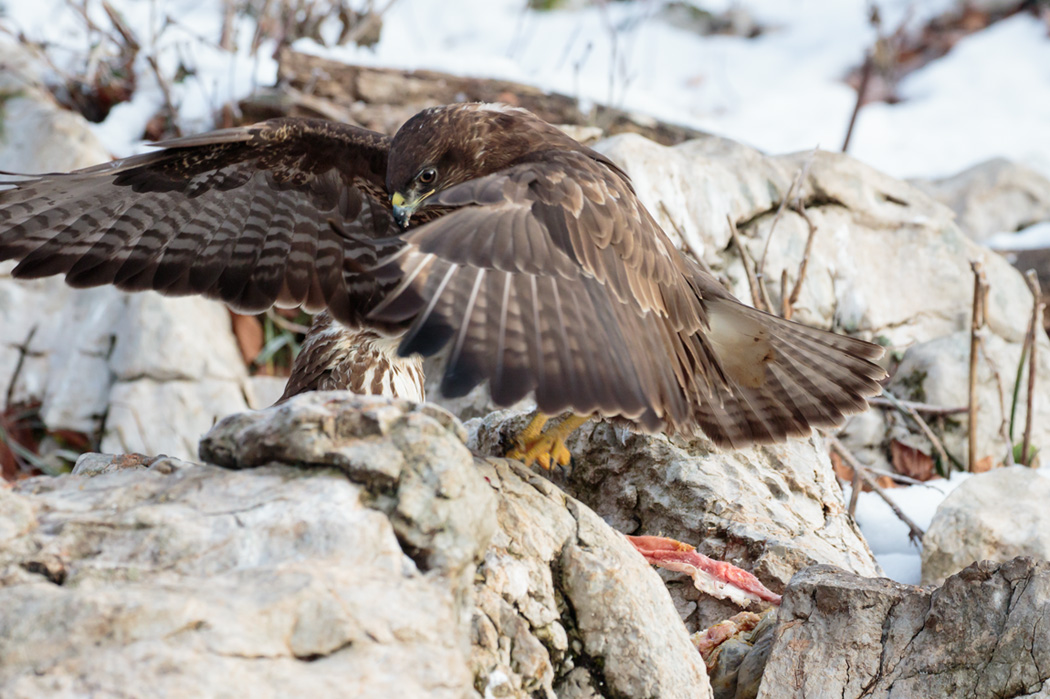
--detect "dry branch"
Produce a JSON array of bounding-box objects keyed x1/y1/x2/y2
[
  {"x1": 842, "y1": 51, "x2": 872, "y2": 152},
  {"x1": 829, "y1": 436, "x2": 924, "y2": 544},
  {"x1": 879, "y1": 389, "x2": 951, "y2": 474},
  {"x1": 1023, "y1": 270, "x2": 1043, "y2": 467},
  {"x1": 867, "y1": 397, "x2": 967, "y2": 415},
  {"x1": 757, "y1": 151, "x2": 816, "y2": 303},
  {"x1": 786, "y1": 203, "x2": 818, "y2": 313},
  {"x1": 727, "y1": 215, "x2": 770, "y2": 313},
  {"x1": 780, "y1": 269, "x2": 790, "y2": 319},
  {"x1": 658, "y1": 200, "x2": 718, "y2": 280},
  {"x1": 968, "y1": 260, "x2": 986, "y2": 472}
]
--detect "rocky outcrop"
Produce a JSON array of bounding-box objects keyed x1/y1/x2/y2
[
  {"x1": 0, "y1": 393, "x2": 711, "y2": 698},
  {"x1": 910, "y1": 158, "x2": 1050, "y2": 242},
  {"x1": 468, "y1": 406, "x2": 879, "y2": 633},
  {"x1": 921, "y1": 466, "x2": 1050, "y2": 585},
  {"x1": 758, "y1": 558, "x2": 1050, "y2": 699}
]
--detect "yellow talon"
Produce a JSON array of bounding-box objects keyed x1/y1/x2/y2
[{"x1": 507, "y1": 413, "x2": 590, "y2": 469}]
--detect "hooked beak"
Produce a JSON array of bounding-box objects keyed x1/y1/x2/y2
[{"x1": 391, "y1": 190, "x2": 432, "y2": 229}]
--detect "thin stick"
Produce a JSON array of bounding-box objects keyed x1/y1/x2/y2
[
  {"x1": 658, "y1": 200, "x2": 718, "y2": 279},
  {"x1": 758, "y1": 150, "x2": 816, "y2": 285},
  {"x1": 1009, "y1": 310, "x2": 1034, "y2": 449},
  {"x1": 780, "y1": 269, "x2": 790, "y2": 319},
  {"x1": 829, "y1": 436, "x2": 924, "y2": 544},
  {"x1": 867, "y1": 397, "x2": 968, "y2": 415},
  {"x1": 842, "y1": 51, "x2": 872, "y2": 152},
  {"x1": 265, "y1": 308, "x2": 311, "y2": 335},
  {"x1": 862, "y1": 466, "x2": 946, "y2": 488},
  {"x1": 1023, "y1": 270, "x2": 1042, "y2": 467},
  {"x1": 879, "y1": 389, "x2": 951, "y2": 473},
  {"x1": 787, "y1": 203, "x2": 818, "y2": 311},
  {"x1": 968, "y1": 261, "x2": 986, "y2": 472},
  {"x1": 847, "y1": 463, "x2": 862, "y2": 516},
  {"x1": 727, "y1": 215, "x2": 769, "y2": 313}
]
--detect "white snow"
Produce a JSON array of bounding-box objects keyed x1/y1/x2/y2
[
  {"x1": 847, "y1": 472, "x2": 973, "y2": 584},
  {"x1": 0, "y1": 0, "x2": 278, "y2": 157},
  {"x1": 986, "y1": 221, "x2": 1050, "y2": 251},
  {"x1": 2, "y1": 0, "x2": 1049, "y2": 585}
]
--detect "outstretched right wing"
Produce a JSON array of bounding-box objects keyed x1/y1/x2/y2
[{"x1": 0, "y1": 118, "x2": 400, "y2": 324}]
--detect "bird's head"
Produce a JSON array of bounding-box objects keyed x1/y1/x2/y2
[{"x1": 386, "y1": 103, "x2": 569, "y2": 228}]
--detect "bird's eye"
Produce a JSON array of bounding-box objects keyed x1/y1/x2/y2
[{"x1": 418, "y1": 168, "x2": 437, "y2": 185}]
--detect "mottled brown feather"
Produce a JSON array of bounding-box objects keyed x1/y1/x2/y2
[{"x1": 0, "y1": 118, "x2": 398, "y2": 320}]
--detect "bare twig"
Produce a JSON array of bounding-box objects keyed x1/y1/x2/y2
[
  {"x1": 867, "y1": 397, "x2": 968, "y2": 415},
  {"x1": 343, "y1": 0, "x2": 403, "y2": 47},
  {"x1": 758, "y1": 150, "x2": 816, "y2": 283},
  {"x1": 727, "y1": 215, "x2": 770, "y2": 313},
  {"x1": 658, "y1": 200, "x2": 718, "y2": 279},
  {"x1": 786, "y1": 202, "x2": 818, "y2": 313},
  {"x1": 1009, "y1": 298, "x2": 1036, "y2": 454},
  {"x1": 862, "y1": 466, "x2": 947, "y2": 488},
  {"x1": 1023, "y1": 270, "x2": 1042, "y2": 467},
  {"x1": 968, "y1": 260, "x2": 987, "y2": 472},
  {"x1": 829, "y1": 436, "x2": 924, "y2": 544},
  {"x1": 144, "y1": 54, "x2": 181, "y2": 137},
  {"x1": 101, "y1": 1, "x2": 141, "y2": 51},
  {"x1": 847, "y1": 462, "x2": 862, "y2": 516},
  {"x1": 780, "y1": 269, "x2": 790, "y2": 319},
  {"x1": 879, "y1": 389, "x2": 951, "y2": 473},
  {"x1": 102, "y1": 1, "x2": 180, "y2": 137},
  {"x1": 978, "y1": 334, "x2": 1009, "y2": 447},
  {"x1": 265, "y1": 308, "x2": 311, "y2": 335},
  {"x1": 219, "y1": 0, "x2": 238, "y2": 52},
  {"x1": 842, "y1": 51, "x2": 872, "y2": 152}
]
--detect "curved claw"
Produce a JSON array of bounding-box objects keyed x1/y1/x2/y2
[
  {"x1": 506, "y1": 413, "x2": 589, "y2": 470},
  {"x1": 507, "y1": 434, "x2": 573, "y2": 470}
]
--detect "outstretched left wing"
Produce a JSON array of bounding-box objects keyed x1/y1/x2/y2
[{"x1": 0, "y1": 118, "x2": 399, "y2": 324}]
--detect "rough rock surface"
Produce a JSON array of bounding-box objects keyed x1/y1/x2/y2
[
  {"x1": 0, "y1": 42, "x2": 253, "y2": 463},
  {"x1": 921, "y1": 466, "x2": 1050, "y2": 586},
  {"x1": 0, "y1": 393, "x2": 711, "y2": 698},
  {"x1": 910, "y1": 158, "x2": 1050, "y2": 242},
  {"x1": 759, "y1": 558, "x2": 1050, "y2": 699},
  {"x1": 469, "y1": 407, "x2": 879, "y2": 632}
]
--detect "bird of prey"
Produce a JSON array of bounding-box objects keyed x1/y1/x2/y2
[{"x1": 0, "y1": 103, "x2": 885, "y2": 465}]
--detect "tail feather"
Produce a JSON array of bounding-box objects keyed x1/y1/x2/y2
[{"x1": 681, "y1": 297, "x2": 885, "y2": 448}]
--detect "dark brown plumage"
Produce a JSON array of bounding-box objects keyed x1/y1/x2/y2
[{"x1": 0, "y1": 103, "x2": 886, "y2": 448}]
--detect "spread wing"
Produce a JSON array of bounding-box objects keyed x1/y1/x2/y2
[
  {"x1": 367, "y1": 149, "x2": 885, "y2": 444},
  {"x1": 0, "y1": 118, "x2": 399, "y2": 324},
  {"x1": 367, "y1": 150, "x2": 720, "y2": 431}
]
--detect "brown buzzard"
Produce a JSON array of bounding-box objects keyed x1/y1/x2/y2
[{"x1": 0, "y1": 103, "x2": 885, "y2": 463}]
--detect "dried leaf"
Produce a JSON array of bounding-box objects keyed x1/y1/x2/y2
[
  {"x1": 831, "y1": 450, "x2": 895, "y2": 490},
  {"x1": 972, "y1": 455, "x2": 997, "y2": 473},
  {"x1": 230, "y1": 311, "x2": 264, "y2": 365},
  {"x1": 0, "y1": 402, "x2": 43, "y2": 481},
  {"x1": 830, "y1": 450, "x2": 853, "y2": 482},
  {"x1": 891, "y1": 439, "x2": 936, "y2": 482}
]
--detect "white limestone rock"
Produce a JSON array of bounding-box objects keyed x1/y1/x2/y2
[
  {"x1": 910, "y1": 158, "x2": 1050, "y2": 242},
  {"x1": 921, "y1": 466, "x2": 1050, "y2": 586},
  {"x1": 0, "y1": 394, "x2": 714, "y2": 698}
]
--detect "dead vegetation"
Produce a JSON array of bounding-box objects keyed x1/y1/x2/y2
[{"x1": 843, "y1": 0, "x2": 1043, "y2": 151}]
